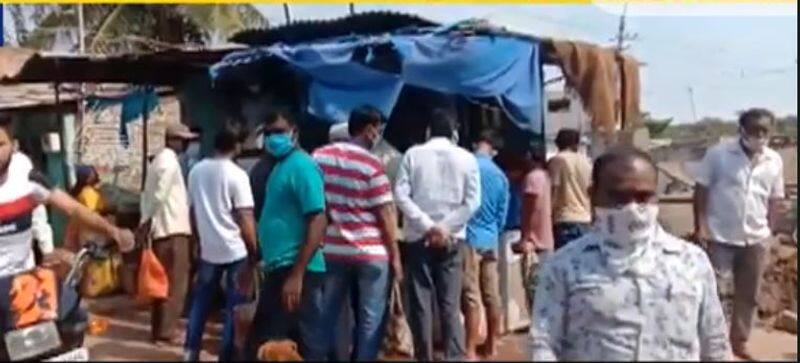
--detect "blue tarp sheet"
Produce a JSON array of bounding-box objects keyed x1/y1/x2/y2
[{"x1": 210, "y1": 27, "x2": 543, "y2": 133}]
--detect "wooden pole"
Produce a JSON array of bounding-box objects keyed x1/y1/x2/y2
[{"x1": 141, "y1": 89, "x2": 149, "y2": 191}]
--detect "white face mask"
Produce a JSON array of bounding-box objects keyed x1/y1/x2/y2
[
  {"x1": 594, "y1": 203, "x2": 659, "y2": 256},
  {"x1": 740, "y1": 128, "x2": 768, "y2": 153}
]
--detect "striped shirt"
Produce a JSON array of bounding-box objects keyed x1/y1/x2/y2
[
  {"x1": 0, "y1": 160, "x2": 51, "y2": 279},
  {"x1": 313, "y1": 142, "x2": 393, "y2": 262}
]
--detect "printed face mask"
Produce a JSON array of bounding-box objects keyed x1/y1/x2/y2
[
  {"x1": 594, "y1": 202, "x2": 659, "y2": 254},
  {"x1": 265, "y1": 132, "x2": 294, "y2": 158}
]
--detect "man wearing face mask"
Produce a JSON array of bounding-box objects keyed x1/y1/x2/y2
[
  {"x1": 394, "y1": 108, "x2": 481, "y2": 361},
  {"x1": 313, "y1": 105, "x2": 401, "y2": 361},
  {"x1": 693, "y1": 108, "x2": 785, "y2": 360},
  {"x1": 530, "y1": 146, "x2": 731, "y2": 361},
  {"x1": 244, "y1": 111, "x2": 328, "y2": 361}
]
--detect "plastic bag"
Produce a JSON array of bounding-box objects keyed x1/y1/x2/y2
[
  {"x1": 9, "y1": 268, "x2": 58, "y2": 328},
  {"x1": 80, "y1": 252, "x2": 122, "y2": 298},
  {"x1": 379, "y1": 282, "x2": 414, "y2": 359},
  {"x1": 234, "y1": 266, "x2": 261, "y2": 351},
  {"x1": 136, "y1": 241, "x2": 169, "y2": 303}
]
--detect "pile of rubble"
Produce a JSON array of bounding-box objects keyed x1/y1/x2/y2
[{"x1": 758, "y1": 241, "x2": 797, "y2": 322}]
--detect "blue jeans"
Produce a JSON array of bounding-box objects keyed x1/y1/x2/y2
[
  {"x1": 184, "y1": 258, "x2": 248, "y2": 362},
  {"x1": 553, "y1": 222, "x2": 591, "y2": 250},
  {"x1": 321, "y1": 260, "x2": 390, "y2": 361}
]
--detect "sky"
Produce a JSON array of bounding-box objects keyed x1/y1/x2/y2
[
  {"x1": 254, "y1": 4, "x2": 798, "y2": 124},
  {"x1": 3, "y1": 4, "x2": 796, "y2": 124}
]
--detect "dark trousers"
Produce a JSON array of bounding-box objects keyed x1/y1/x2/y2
[
  {"x1": 244, "y1": 267, "x2": 325, "y2": 361},
  {"x1": 553, "y1": 222, "x2": 591, "y2": 250},
  {"x1": 151, "y1": 235, "x2": 191, "y2": 341},
  {"x1": 401, "y1": 241, "x2": 465, "y2": 361},
  {"x1": 708, "y1": 241, "x2": 770, "y2": 345}
]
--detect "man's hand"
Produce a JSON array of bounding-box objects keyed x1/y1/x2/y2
[
  {"x1": 113, "y1": 228, "x2": 136, "y2": 253},
  {"x1": 237, "y1": 263, "x2": 257, "y2": 299},
  {"x1": 134, "y1": 220, "x2": 152, "y2": 249},
  {"x1": 692, "y1": 227, "x2": 712, "y2": 245},
  {"x1": 281, "y1": 271, "x2": 304, "y2": 313},
  {"x1": 512, "y1": 240, "x2": 535, "y2": 254},
  {"x1": 390, "y1": 255, "x2": 404, "y2": 283},
  {"x1": 426, "y1": 225, "x2": 451, "y2": 249},
  {"x1": 40, "y1": 253, "x2": 59, "y2": 268}
]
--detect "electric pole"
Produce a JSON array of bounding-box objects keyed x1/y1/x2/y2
[
  {"x1": 688, "y1": 86, "x2": 698, "y2": 123},
  {"x1": 349, "y1": 3, "x2": 355, "y2": 15},
  {"x1": 611, "y1": 3, "x2": 638, "y2": 52},
  {"x1": 283, "y1": 4, "x2": 292, "y2": 25}
]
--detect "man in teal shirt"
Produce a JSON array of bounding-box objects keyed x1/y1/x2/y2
[{"x1": 244, "y1": 111, "x2": 327, "y2": 361}]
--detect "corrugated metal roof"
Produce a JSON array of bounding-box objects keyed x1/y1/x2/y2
[
  {"x1": 0, "y1": 84, "x2": 173, "y2": 111},
  {"x1": 230, "y1": 11, "x2": 439, "y2": 46}
]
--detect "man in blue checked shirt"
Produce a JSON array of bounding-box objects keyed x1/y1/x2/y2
[{"x1": 461, "y1": 130, "x2": 510, "y2": 359}]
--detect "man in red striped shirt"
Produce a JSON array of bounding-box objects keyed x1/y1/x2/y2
[{"x1": 313, "y1": 105, "x2": 401, "y2": 361}]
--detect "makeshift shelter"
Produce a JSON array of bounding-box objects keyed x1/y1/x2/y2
[{"x1": 210, "y1": 14, "x2": 642, "y2": 155}]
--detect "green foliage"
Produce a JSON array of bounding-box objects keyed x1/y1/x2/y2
[{"x1": 6, "y1": 4, "x2": 268, "y2": 54}]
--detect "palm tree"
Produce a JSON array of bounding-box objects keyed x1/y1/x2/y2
[{"x1": 6, "y1": 4, "x2": 268, "y2": 54}]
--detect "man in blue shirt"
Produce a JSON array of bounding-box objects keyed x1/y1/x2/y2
[
  {"x1": 462, "y1": 130, "x2": 510, "y2": 359},
  {"x1": 244, "y1": 111, "x2": 327, "y2": 361}
]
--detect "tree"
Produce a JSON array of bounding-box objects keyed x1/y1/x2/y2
[
  {"x1": 641, "y1": 112, "x2": 673, "y2": 137},
  {"x1": 5, "y1": 4, "x2": 268, "y2": 54}
]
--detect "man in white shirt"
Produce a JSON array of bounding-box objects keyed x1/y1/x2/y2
[
  {"x1": 140, "y1": 123, "x2": 197, "y2": 346},
  {"x1": 693, "y1": 108, "x2": 785, "y2": 360},
  {"x1": 184, "y1": 129, "x2": 259, "y2": 362},
  {"x1": 532, "y1": 147, "x2": 730, "y2": 361},
  {"x1": 10, "y1": 152, "x2": 54, "y2": 263},
  {"x1": 394, "y1": 108, "x2": 481, "y2": 361}
]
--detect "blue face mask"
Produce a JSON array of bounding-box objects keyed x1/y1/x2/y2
[{"x1": 264, "y1": 132, "x2": 294, "y2": 157}]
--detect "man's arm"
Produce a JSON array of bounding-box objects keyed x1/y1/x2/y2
[
  {"x1": 693, "y1": 150, "x2": 714, "y2": 241},
  {"x1": 439, "y1": 156, "x2": 482, "y2": 233},
  {"x1": 697, "y1": 253, "x2": 733, "y2": 360},
  {"x1": 394, "y1": 152, "x2": 436, "y2": 234},
  {"x1": 376, "y1": 203, "x2": 402, "y2": 281},
  {"x1": 140, "y1": 157, "x2": 177, "y2": 224},
  {"x1": 283, "y1": 212, "x2": 326, "y2": 312},
  {"x1": 497, "y1": 176, "x2": 511, "y2": 233},
  {"x1": 235, "y1": 208, "x2": 259, "y2": 261},
  {"x1": 530, "y1": 261, "x2": 566, "y2": 361},
  {"x1": 693, "y1": 185, "x2": 710, "y2": 241},
  {"x1": 46, "y1": 189, "x2": 133, "y2": 251},
  {"x1": 767, "y1": 160, "x2": 786, "y2": 233}
]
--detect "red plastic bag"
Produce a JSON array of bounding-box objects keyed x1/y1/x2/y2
[{"x1": 136, "y1": 242, "x2": 168, "y2": 303}]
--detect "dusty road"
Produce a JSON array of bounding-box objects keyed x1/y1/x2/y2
[{"x1": 83, "y1": 294, "x2": 796, "y2": 361}]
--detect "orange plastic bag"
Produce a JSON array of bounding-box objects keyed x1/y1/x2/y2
[{"x1": 137, "y1": 240, "x2": 169, "y2": 303}]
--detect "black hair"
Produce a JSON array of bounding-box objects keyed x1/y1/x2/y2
[
  {"x1": 264, "y1": 109, "x2": 295, "y2": 127},
  {"x1": 476, "y1": 129, "x2": 503, "y2": 149},
  {"x1": 555, "y1": 128, "x2": 580, "y2": 150},
  {"x1": 739, "y1": 108, "x2": 775, "y2": 127},
  {"x1": 214, "y1": 128, "x2": 241, "y2": 154},
  {"x1": 0, "y1": 115, "x2": 15, "y2": 138},
  {"x1": 591, "y1": 146, "x2": 657, "y2": 187},
  {"x1": 348, "y1": 105, "x2": 384, "y2": 137},
  {"x1": 429, "y1": 108, "x2": 456, "y2": 138}
]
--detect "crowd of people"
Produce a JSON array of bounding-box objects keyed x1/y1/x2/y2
[
  {"x1": 142, "y1": 106, "x2": 783, "y2": 361},
  {"x1": 0, "y1": 104, "x2": 786, "y2": 362}
]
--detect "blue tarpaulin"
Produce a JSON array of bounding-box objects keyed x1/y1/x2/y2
[
  {"x1": 210, "y1": 26, "x2": 543, "y2": 133},
  {"x1": 86, "y1": 87, "x2": 159, "y2": 146}
]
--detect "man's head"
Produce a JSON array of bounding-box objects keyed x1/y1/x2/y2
[
  {"x1": 590, "y1": 146, "x2": 660, "y2": 253},
  {"x1": 214, "y1": 128, "x2": 243, "y2": 157},
  {"x1": 473, "y1": 130, "x2": 502, "y2": 156},
  {"x1": 738, "y1": 108, "x2": 775, "y2": 154},
  {"x1": 165, "y1": 123, "x2": 198, "y2": 154},
  {"x1": 0, "y1": 116, "x2": 16, "y2": 178},
  {"x1": 428, "y1": 108, "x2": 456, "y2": 140},
  {"x1": 555, "y1": 128, "x2": 581, "y2": 152},
  {"x1": 590, "y1": 146, "x2": 658, "y2": 209},
  {"x1": 348, "y1": 105, "x2": 384, "y2": 149},
  {"x1": 262, "y1": 110, "x2": 297, "y2": 158}
]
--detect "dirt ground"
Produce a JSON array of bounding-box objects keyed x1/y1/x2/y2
[{"x1": 83, "y1": 294, "x2": 796, "y2": 361}]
